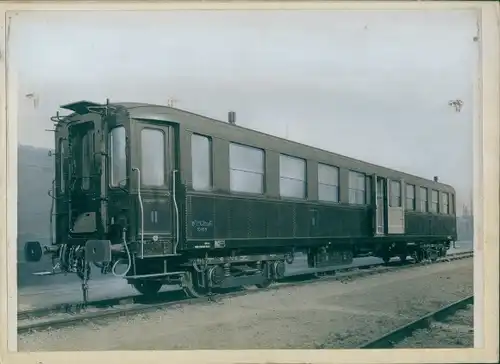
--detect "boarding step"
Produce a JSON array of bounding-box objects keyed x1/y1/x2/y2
[
  {"x1": 32, "y1": 271, "x2": 58, "y2": 276},
  {"x1": 137, "y1": 254, "x2": 183, "y2": 258},
  {"x1": 219, "y1": 273, "x2": 267, "y2": 289},
  {"x1": 232, "y1": 265, "x2": 261, "y2": 275}
]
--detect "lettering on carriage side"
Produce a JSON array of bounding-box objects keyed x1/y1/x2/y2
[
  {"x1": 150, "y1": 210, "x2": 158, "y2": 223},
  {"x1": 194, "y1": 241, "x2": 211, "y2": 249},
  {"x1": 191, "y1": 219, "x2": 214, "y2": 233}
]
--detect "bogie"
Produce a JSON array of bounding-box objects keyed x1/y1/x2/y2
[
  {"x1": 255, "y1": 261, "x2": 274, "y2": 289},
  {"x1": 374, "y1": 241, "x2": 450, "y2": 265},
  {"x1": 181, "y1": 259, "x2": 285, "y2": 297},
  {"x1": 183, "y1": 269, "x2": 209, "y2": 298}
]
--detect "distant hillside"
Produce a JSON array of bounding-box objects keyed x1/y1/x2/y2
[{"x1": 17, "y1": 145, "x2": 54, "y2": 248}]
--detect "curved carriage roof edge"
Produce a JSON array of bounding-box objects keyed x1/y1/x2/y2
[{"x1": 58, "y1": 100, "x2": 456, "y2": 193}]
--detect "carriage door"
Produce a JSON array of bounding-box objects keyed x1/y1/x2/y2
[
  {"x1": 387, "y1": 179, "x2": 405, "y2": 234},
  {"x1": 375, "y1": 177, "x2": 387, "y2": 235},
  {"x1": 137, "y1": 122, "x2": 177, "y2": 254}
]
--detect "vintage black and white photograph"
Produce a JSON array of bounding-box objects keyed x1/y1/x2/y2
[{"x1": 2, "y1": 2, "x2": 497, "y2": 358}]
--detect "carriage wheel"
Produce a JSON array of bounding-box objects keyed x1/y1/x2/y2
[
  {"x1": 428, "y1": 249, "x2": 439, "y2": 262},
  {"x1": 132, "y1": 279, "x2": 163, "y2": 297},
  {"x1": 440, "y1": 246, "x2": 448, "y2": 257},
  {"x1": 412, "y1": 250, "x2": 424, "y2": 263}
]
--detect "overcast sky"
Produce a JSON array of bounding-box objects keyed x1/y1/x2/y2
[{"x1": 9, "y1": 9, "x2": 477, "y2": 210}]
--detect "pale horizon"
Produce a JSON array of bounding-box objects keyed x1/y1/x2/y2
[{"x1": 10, "y1": 9, "x2": 477, "y2": 210}]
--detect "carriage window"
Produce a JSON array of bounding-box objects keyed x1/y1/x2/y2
[
  {"x1": 110, "y1": 126, "x2": 127, "y2": 187},
  {"x1": 229, "y1": 143, "x2": 264, "y2": 194},
  {"x1": 280, "y1": 154, "x2": 306, "y2": 199},
  {"x1": 451, "y1": 194, "x2": 455, "y2": 214},
  {"x1": 390, "y1": 180, "x2": 402, "y2": 207},
  {"x1": 81, "y1": 132, "x2": 93, "y2": 190},
  {"x1": 141, "y1": 128, "x2": 165, "y2": 186},
  {"x1": 420, "y1": 187, "x2": 428, "y2": 212},
  {"x1": 348, "y1": 171, "x2": 365, "y2": 204},
  {"x1": 191, "y1": 134, "x2": 212, "y2": 191},
  {"x1": 318, "y1": 163, "x2": 339, "y2": 203},
  {"x1": 59, "y1": 138, "x2": 65, "y2": 193},
  {"x1": 431, "y1": 189, "x2": 439, "y2": 213},
  {"x1": 405, "y1": 184, "x2": 415, "y2": 210},
  {"x1": 442, "y1": 192, "x2": 449, "y2": 214}
]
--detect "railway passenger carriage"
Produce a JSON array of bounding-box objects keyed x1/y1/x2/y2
[{"x1": 23, "y1": 99, "x2": 457, "y2": 301}]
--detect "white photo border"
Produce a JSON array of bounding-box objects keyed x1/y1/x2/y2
[{"x1": 0, "y1": 1, "x2": 497, "y2": 364}]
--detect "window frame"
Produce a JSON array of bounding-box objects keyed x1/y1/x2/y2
[
  {"x1": 442, "y1": 192, "x2": 450, "y2": 214},
  {"x1": 140, "y1": 127, "x2": 166, "y2": 187},
  {"x1": 431, "y1": 189, "x2": 439, "y2": 213},
  {"x1": 420, "y1": 187, "x2": 428, "y2": 212},
  {"x1": 229, "y1": 142, "x2": 266, "y2": 195},
  {"x1": 109, "y1": 125, "x2": 127, "y2": 188},
  {"x1": 405, "y1": 183, "x2": 415, "y2": 211},
  {"x1": 191, "y1": 133, "x2": 213, "y2": 192},
  {"x1": 317, "y1": 163, "x2": 340, "y2": 203},
  {"x1": 348, "y1": 170, "x2": 366, "y2": 205},
  {"x1": 279, "y1": 153, "x2": 307, "y2": 200},
  {"x1": 389, "y1": 180, "x2": 402, "y2": 207}
]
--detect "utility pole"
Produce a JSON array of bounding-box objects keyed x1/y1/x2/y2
[
  {"x1": 25, "y1": 92, "x2": 40, "y2": 109},
  {"x1": 448, "y1": 99, "x2": 463, "y2": 112},
  {"x1": 469, "y1": 189, "x2": 474, "y2": 240},
  {"x1": 469, "y1": 188, "x2": 474, "y2": 215}
]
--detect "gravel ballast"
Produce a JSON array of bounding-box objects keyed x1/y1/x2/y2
[
  {"x1": 18, "y1": 258, "x2": 473, "y2": 351},
  {"x1": 394, "y1": 303, "x2": 474, "y2": 348}
]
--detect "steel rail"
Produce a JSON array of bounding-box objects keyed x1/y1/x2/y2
[
  {"x1": 17, "y1": 290, "x2": 186, "y2": 321},
  {"x1": 17, "y1": 250, "x2": 472, "y2": 321},
  {"x1": 18, "y1": 250, "x2": 473, "y2": 335},
  {"x1": 359, "y1": 294, "x2": 474, "y2": 349}
]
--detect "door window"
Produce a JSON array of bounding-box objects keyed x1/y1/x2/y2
[
  {"x1": 141, "y1": 128, "x2": 165, "y2": 187},
  {"x1": 389, "y1": 180, "x2": 402, "y2": 207},
  {"x1": 81, "y1": 131, "x2": 94, "y2": 190}
]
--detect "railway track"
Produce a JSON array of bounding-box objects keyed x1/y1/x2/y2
[
  {"x1": 359, "y1": 294, "x2": 474, "y2": 349},
  {"x1": 17, "y1": 250, "x2": 473, "y2": 335}
]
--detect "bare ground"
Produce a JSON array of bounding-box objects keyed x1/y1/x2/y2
[
  {"x1": 394, "y1": 304, "x2": 474, "y2": 348},
  {"x1": 18, "y1": 258, "x2": 473, "y2": 351}
]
